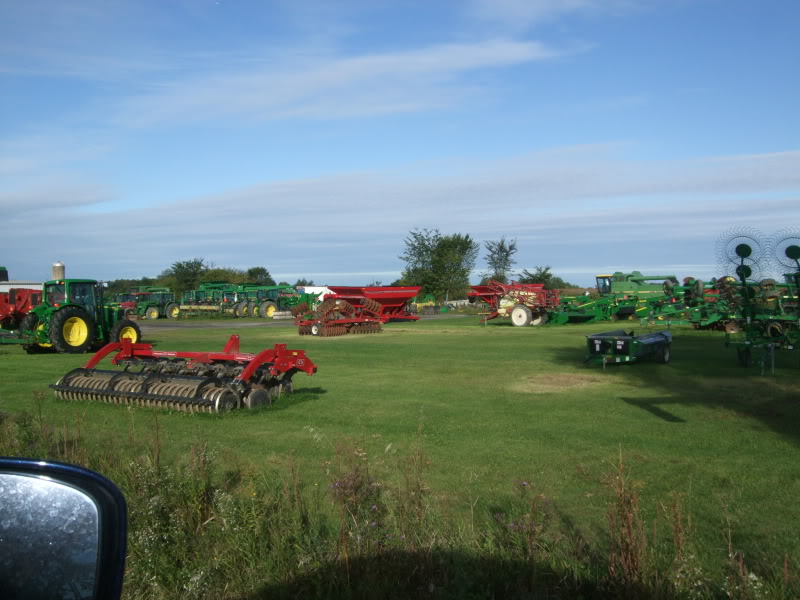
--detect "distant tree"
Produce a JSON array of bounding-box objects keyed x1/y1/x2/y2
[
  {"x1": 367, "y1": 279, "x2": 383, "y2": 287},
  {"x1": 517, "y1": 266, "x2": 578, "y2": 290},
  {"x1": 294, "y1": 278, "x2": 315, "y2": 287},
  {"x1": 399, "y1": 228, "x2": 478, "y2": 300},
  {"x1": 247, "y1": 267, "x2": 276, "y2": 286},
  {"x1": 483, "y1": 236, "x2": 517, "y2": 284},
  {"x1": 159, "y1": 258, "x2": 209, "y2": 296},
  {"x1": 277, "y1": 281, "x2": 291, "y2": 286},
  {"x1": 200, "y1": 267, "x2": 248, "y2": 284}
]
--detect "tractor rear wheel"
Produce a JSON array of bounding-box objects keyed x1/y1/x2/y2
[
  {"x1": 50, "y1": 307, "x2": 96, "y2": 354},
  {"x1": 510, "y1": 305, "x2": 532, "y2": 327},
  {"x1": 110, "y1": 319, "x2": 141, "y2": 344},
  {"x1": 145, "y1": 306, "x2": 160, "y2": 320},
  {"x1": 166, "y1": 303, "x2": 180, "y2": 319}
]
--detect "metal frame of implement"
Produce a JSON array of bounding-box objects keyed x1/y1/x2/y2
[{"x1": 51, "y1": 335, "x2": 317, "y2": 412}]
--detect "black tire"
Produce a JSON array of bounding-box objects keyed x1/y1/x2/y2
[
  {"x1": 145, "y1": 306, "x2": 160, "y2": 320},
  {"x1": 260, "y1": 301, "x2": 278, "y2": 318},
  {"x1": 50, "y1": 307, "x2": 97, "y2": 354},
  {"x1": 247, "y1": 302, "x2": 257, "y2": 318},
  {"x1": 510, "y1": 304, "x2": 533, "y2": 326},
  {"x1": 166, "y1": 303, "x2": 180, "y2": 319},
  {"x1": 20, "y1": 313, "x2": 48, "y2": 354},
  {"x1": 737, "y1": 347, "x2": 752, "y2": 368},
  {"x1": 656, "y1": 343, "x2": 671, "y2": 364},
  {"x1": 109, "y1": 319, "x2": 142, "y2": 344},
  {"x1": 310, "y1": 322, "x2": 323, "y2": 336}
]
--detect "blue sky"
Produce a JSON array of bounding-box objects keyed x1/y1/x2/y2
[{"x1": 2, "y1": 0, "x2": 799, "y2": 285}]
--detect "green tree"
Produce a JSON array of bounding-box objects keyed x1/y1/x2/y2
[
  {"x1": 200, "y1": 267, "x2": 247, "y2": 284},
  {"x1": 159, "y1": 258, "x2": 209, "y2": 296},
  {"x1": 517, "y1": 266, "x2": 578, "y2": 290},
  {"x1": 247, "y1": 267, "x2": 276, "y2": 286},
  {"x1": 483, "y1": 236, "x2": 517, "y2": 284},
  {"x1": 294, "y1": 278, "x2": 315, "y2": 287},
  {"x1": 399, "y1": 228, "x2": 478, "y2": 300}
]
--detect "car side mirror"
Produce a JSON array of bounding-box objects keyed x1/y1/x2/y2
[{"x1": 0, "y1": 457, "x2": 127, "y2": 600}]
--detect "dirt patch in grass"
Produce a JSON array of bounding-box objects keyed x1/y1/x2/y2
[{"x1": 510, "y1": 373, "x2": 606, "y2": 394}]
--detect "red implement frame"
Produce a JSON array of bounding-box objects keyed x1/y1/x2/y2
[
  {"x1": 83, "y1": 335, "x2": 317, "y2": 382},
  {"x1": 468, "y1": 280, "x2": 561, "y2": 322},
  {"x1": 0, "y1": 288, "x2": 42, "y2": 328},
  {"x1": 326, "y1": 286, "x2": 421, "y2": 322}
]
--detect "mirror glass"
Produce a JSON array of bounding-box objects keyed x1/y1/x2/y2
[{"x1": 0, "y1": 472, "x2": 99, "y2": 599}]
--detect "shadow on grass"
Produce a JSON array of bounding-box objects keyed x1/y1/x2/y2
[
  {"x1": 552, "y1": 329, "x2": 800, "y2": 444},
  {"x1": 238, "y1": 549, "x2": 602, "y2": 600}
]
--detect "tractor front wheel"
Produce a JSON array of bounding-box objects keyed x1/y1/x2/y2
[
  {"x1": 110, "y1": 319, "x2": 142, "y2": 344},
  {"x1": 21, "y1": 313, "x2": 50, "y2": 354},
  {"x1": 50, "y1": 307, "x2": 97, "y2": 354},
  {"x1": 145, "y1": 306, "x2": 160, "y2": 320},
  {"x1": 166, "y1": 303, "x2": 180, "y2": 319},
  {"x1": 510, "y1": 305, "x2": 532, "y2": 327}
]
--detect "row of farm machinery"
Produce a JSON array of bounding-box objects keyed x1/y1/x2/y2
[{"x1": 4, "y1": 226, "x2": 799, "y2": 417}]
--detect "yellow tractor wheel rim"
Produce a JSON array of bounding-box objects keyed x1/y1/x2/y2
[
  {"x1": 63, "y1": 317, "x2": 89, "y2": 346},
  {"x1": 170, "y1": 307, "x2": 179, "y2": 317},
  {"x1": 119, "y1": 326, "x2": 138, "y2": 342},
  {"x1": 266, "y1": 305, "x2": 276, "y2": 317}
]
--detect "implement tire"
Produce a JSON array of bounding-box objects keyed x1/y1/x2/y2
[
  {"x1": 110, "y1": 319, "x2": 141, "y2": 344},
  {"x1": 50, "y1": 307, "x2": 96, "y2": 354},
  {"x1": 510, "y1": 304, "x2": 532, "y2": 327}
]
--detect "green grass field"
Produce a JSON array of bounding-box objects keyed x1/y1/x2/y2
[{"x1": 2, "y1": 315, "x2": 799, "y2": 595}]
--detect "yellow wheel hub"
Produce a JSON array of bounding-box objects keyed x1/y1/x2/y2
[
  {"x1": 63, "y1": 317, "x2": 89, "y2": 346},
  {"x1": 119, "y1": 326, "x2": 138, "y2": 342},
  {"x1": 170, "y1": 307, "x2": 179, "y2": 318},
  {"x1": 266, "y1": 305, "x2": 276, "y2": 317}
]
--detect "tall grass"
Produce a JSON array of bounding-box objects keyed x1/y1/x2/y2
[{"x1": 0, "y1": 405, "x2": 796, "y2": 600}]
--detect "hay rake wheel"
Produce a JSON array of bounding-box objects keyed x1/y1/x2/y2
[
  {"x1": 716, "y1": 226, "x2": 769, "y2": 283},
  {"x1": 771, "y1": 228, "x2": 800, "y2": 273}
]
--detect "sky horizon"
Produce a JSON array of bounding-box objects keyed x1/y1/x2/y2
[{"x1": 3, "y1": 1, "x2": 799, "y2": 286}]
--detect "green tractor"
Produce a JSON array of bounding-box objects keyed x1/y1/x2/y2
[{"x1": 11, "y1": 279, "x2": 142, "y2": 354}]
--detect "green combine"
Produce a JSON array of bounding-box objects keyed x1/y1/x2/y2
[{"x1": 0, "y1": 278, "x2": 141, "y2": 354}]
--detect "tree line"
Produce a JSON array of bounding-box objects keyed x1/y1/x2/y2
[
  {"x1": 105, "y1": 230, "x2": 576, "y2": 300},
  {"x1": 393, "y1": 229, "x2": 577, "y2": 300}
]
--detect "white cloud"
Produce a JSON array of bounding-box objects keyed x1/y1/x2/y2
[
  {"x1": 2, "y1": 145, "x2": 798, "y2": 284},
  {"x1": 116, "y1": 38, "x2": 559, "y2": 126}
]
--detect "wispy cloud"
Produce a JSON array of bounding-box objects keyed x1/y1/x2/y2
[
  {"x1": 115, "y1": 38, "x2": 560, "y2": 126},
  {"x1": 3, "y1": 145, "x2": 798, "y2": 283}
]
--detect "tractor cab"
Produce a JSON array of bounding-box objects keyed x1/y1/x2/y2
[
  {"x1": 595, "y1": 275, "x2": 612, "y2": 296},
  {"x1": 43, "y1": 280, "x2": 101, "y2": 312}
]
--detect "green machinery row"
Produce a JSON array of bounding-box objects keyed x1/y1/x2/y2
[{"x1": 111, "y1": 282, "x2": 320, "y2": 320}]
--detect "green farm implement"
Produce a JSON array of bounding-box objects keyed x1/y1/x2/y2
[
  {"x1": 548, "y1": 272, "x2": 679, "y2": 325},
  {"x1": 0, "y1": 278, "x2": 141, "y2": 354},
  {"x1": 585, "y1": 329, "x2": 672, "y2": 368}
]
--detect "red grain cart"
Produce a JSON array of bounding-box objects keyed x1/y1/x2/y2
[
  {"x1": 0, "y1": 288, "x2": 42, "y2": 329},
  {"x1": 468, "y1": 280, "x2": 560, "y2": 326},
  {"x1": 326, "y1": 286, "x2": 421, "y2": 322}
]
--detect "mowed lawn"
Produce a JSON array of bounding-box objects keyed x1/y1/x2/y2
[{"x1": 2, "y1": 315, "x2": 799, "y2": 562}]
